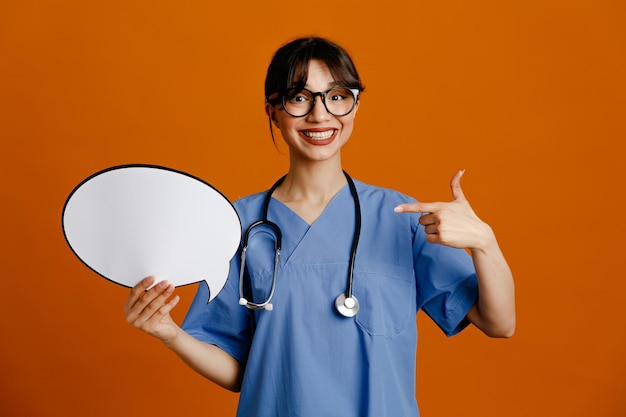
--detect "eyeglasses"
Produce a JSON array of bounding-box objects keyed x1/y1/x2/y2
[{"x1": 269, "y1": 87, "x2": 360, "y2": 118}]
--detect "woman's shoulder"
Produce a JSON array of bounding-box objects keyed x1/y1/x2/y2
[
  {"x1": 232, "y1": 191, "x2": 266, "y2": 217},
  {"x1": 352, "y1": 179, "x2": 417, "y2": 205},
  {"x1": 233, "y1": 190, "x2": 266, "y2": 206}
]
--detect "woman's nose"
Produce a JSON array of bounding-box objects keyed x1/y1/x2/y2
[{"x1": 306, "y1": 97, "x2": 331, "y2": 122}]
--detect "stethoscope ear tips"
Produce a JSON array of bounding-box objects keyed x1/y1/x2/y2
[
  {"x1": 264, "y1": 304, "x2": 273, "y2": 311},
  {"x1": 239, "y1": 297, "x2": 248, "y2": 306},
  {"x1": 335, "y1": 293, "x2": 360, "y2": 317}
]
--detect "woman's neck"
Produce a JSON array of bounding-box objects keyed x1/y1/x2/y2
[{"x1": 272, "y1": 161, "x2": 347, "y2": 224}]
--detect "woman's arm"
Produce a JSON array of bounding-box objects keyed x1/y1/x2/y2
[
  {"x1": 465, "y1": 230, "x2": 515, "y2": 337},
  {"x1": 124, "y1": 277, "x2": 243, "y2": 391},
  {"x1": 394, "y1": 170, "x2": 516, "y2": 338}
]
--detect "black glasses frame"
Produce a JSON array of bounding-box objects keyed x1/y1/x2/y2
[{"x1": 268, "y1": 87, "x2": 360, "y2": 118}]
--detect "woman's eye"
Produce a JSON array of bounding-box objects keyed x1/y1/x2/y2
[
  {"x1": 329, "y1": 89, "x2": 350, "y2": 101},
  {"x1": 287, "y1": 94, "x2": 309, "y2": 103}
]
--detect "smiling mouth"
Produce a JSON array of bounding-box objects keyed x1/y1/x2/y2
[{"x1": 301, "y1": 130, "x2": 336, "y2": 140}]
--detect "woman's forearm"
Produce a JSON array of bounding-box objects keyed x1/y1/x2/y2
[
  {"x1": 163, "y1": 327, "x2": 243, "y2": 392},
  {"x1": 467, "y1": 229, "x2": 516, "y2": 338}
]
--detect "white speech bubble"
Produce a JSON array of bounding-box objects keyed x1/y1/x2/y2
[{"x1": 62, "y1": 164, "x2": 241, "y2": 302}]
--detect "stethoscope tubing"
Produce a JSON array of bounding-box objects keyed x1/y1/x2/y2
[
  {"x1": 239, "y1": 219, "x2": 281, "y2": 310},
  {"x1": 239, "y1": 171, "x2": 361, "y2": 316},
  {"x1": 344, "y1": 173, "x2": 361, "y2": 300}
]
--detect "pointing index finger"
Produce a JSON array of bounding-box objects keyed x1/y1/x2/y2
[{"x1": 394, "y1": 201, "x2": 440, "y2": 214}]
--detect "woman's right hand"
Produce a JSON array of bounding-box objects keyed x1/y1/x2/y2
[
  {"x1": 124, "y1": 276, "x2": 181, "y2": 343},
  {"x1": 124, "y1": 276, "x2": 243, "y2": 391}
]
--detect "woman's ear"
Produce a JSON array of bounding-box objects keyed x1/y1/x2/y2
[{"x1": 265, "y1": 103, "x2": 280, "y2": 129}]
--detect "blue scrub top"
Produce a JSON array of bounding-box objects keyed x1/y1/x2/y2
[{"x1": 182, "y1": 180, "x2": 478, "y2": 417}]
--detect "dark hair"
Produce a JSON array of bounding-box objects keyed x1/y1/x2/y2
[{"x1": 264, "y1": 37, "x2": 364, "y2": 101}]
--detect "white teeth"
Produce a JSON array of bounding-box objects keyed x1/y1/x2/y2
[{"x1": 303, "y1": 130, "x2": 334, "y2": 140}]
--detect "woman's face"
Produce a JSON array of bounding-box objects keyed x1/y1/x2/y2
[{"x1": 266, "y1": 59, "x2": 359, "y2": 165}]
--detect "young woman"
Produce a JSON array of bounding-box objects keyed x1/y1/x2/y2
[{"x1": 124, "y1": 37, "x2": 515, "y2": 417}]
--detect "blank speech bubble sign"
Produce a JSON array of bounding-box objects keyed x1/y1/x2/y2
[{"x1": 62, "y1": 164, "x2": 241, "y2": 302}]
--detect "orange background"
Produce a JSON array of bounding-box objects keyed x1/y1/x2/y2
[{"x1": 1, "y1": 1, "x2": 625, "y2": 416}]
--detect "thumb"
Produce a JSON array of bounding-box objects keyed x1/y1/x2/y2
[{"x1": 450, "y1": 169, "x2": 467, "y2": 201}]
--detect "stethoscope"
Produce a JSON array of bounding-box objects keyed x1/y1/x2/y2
[{"x1": 238, "y1": 171, "x2": 362, "y2": 317}]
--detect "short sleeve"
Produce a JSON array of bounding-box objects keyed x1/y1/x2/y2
[
  {"x1": 412, "y1": 217, "x2": 479, "y2": 337},
  {"x1": 181, "y1": 254, "x2": 253, "y2": 364}
]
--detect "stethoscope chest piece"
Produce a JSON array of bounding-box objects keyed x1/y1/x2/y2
[{"x1": 335, "y1": 293, "x2": 360, "y2": 317}]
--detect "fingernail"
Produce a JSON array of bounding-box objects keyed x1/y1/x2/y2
[{"x1": 394, "y1": 206, "x2": 403, "y2": 213}]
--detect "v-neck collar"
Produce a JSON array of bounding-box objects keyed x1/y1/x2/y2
[
  {"x1": 266, "y1": 183, "x2": 354, "y2": 266},
  {"x1": 268, "y1": 182, "x2": 351, "y2": 227}
]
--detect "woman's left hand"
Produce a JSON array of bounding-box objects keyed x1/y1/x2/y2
[
  {"x1": 397, "y1": 170, "x2": 516, "y2": 337},
  {"x1": 394, "y1": 170, "x2": 494, "y2": 250}
]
